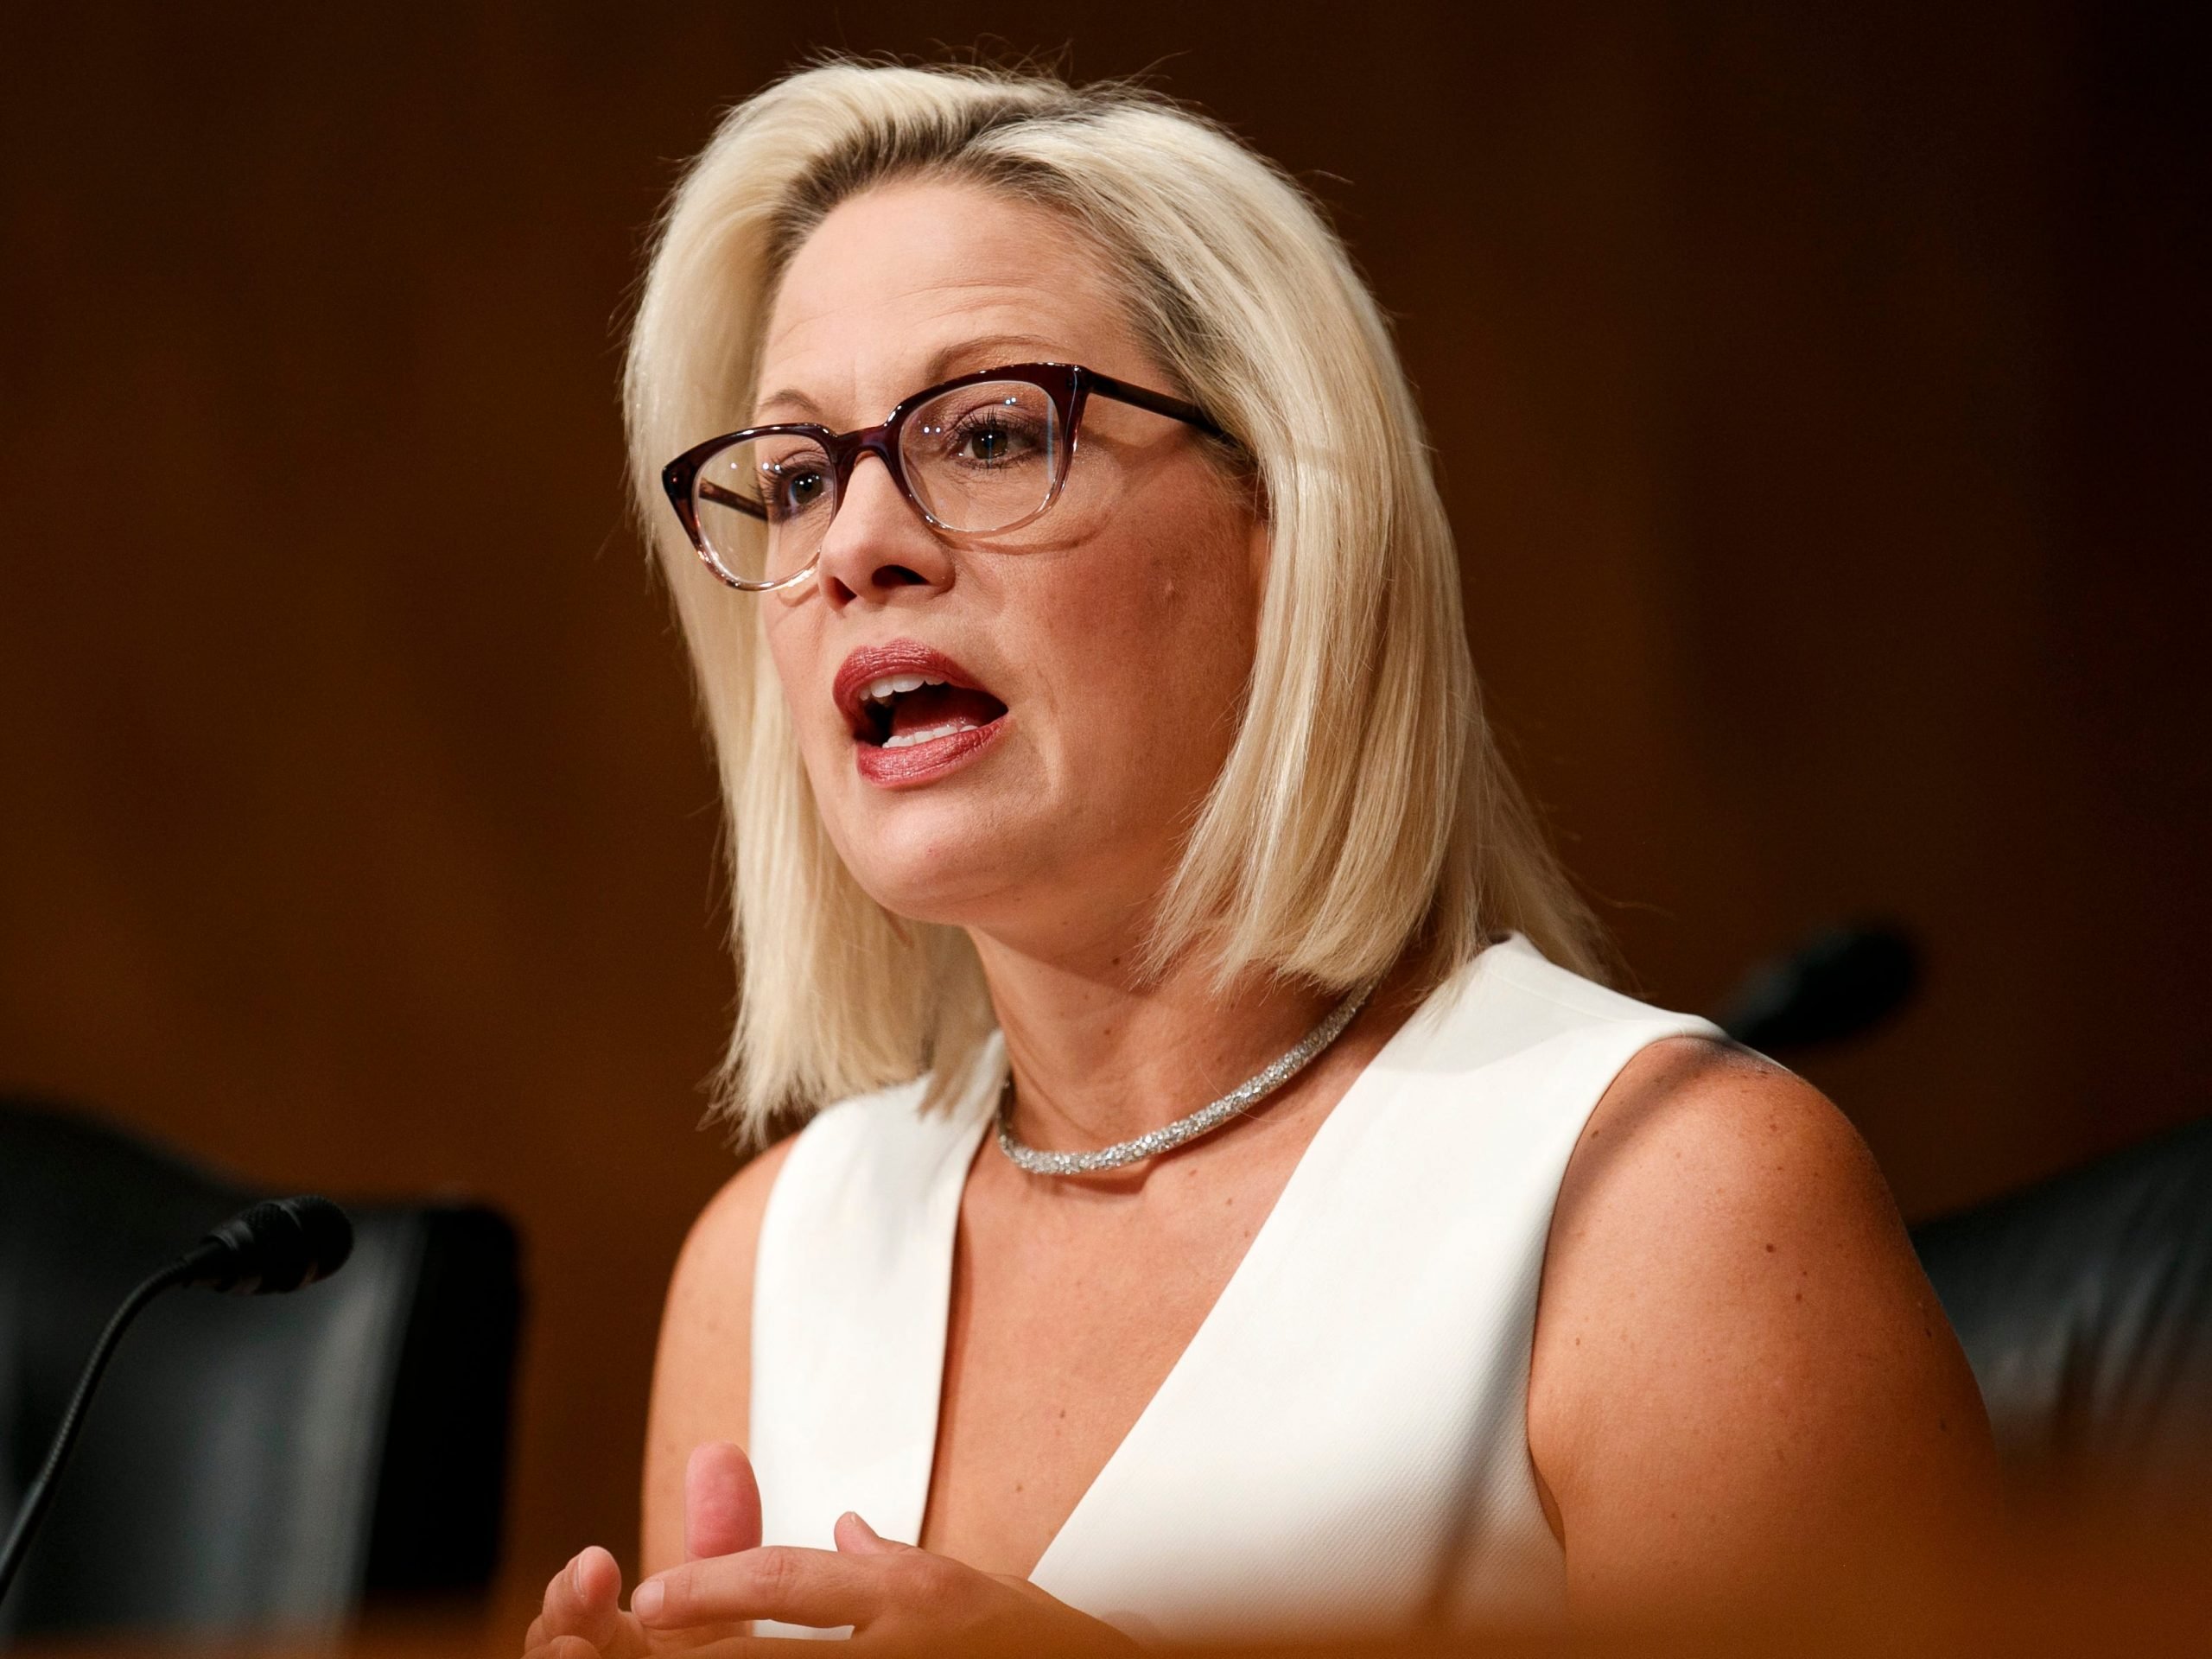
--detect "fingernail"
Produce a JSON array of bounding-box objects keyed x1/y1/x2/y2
[
  {"x1": 849, "y1": 1512, "x2": 882, "y2": 1541},
  {"x1": 569, "y1": 1555, "x2": 587, "y2": 1597},
  {"x1": 631, "y1": 1580, "x2": 664, "y2": 1621}
]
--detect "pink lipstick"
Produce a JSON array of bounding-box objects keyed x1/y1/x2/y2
[{"x1": 833, "y1": 642, "x2": 1009, "y2": 788}]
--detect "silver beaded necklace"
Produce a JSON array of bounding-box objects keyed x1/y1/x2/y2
[{"x1": 993, "y1": 979, "x2": 1380, "y2": 1177}]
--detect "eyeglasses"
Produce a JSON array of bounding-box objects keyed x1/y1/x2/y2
[{"x1": 660, "y1": 361, "x2": 1227, "y2": 592}]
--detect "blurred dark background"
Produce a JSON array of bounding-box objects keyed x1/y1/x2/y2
[{"x1": 2, "y1": 0, "x2": 2204, "y2": 1621}]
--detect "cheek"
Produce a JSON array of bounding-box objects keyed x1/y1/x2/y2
[
  {"x1": 761, "y1": 616, "x2": 804, "y2": 721},
  {"x1": 1037, "y1": 516, "x2": 1260, "y2": 776},
  {"x1": 1142, "y1": 509, "x2": 1262, "y2": 706},
  {"x1": 761, "y1": 612, "x2": 838, "y2": 768}
]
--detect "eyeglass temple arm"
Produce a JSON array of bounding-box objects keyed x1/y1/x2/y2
[
  {"x1": 1082, "y1": 370, "x2": 1229, "y2": 440},
  {"x1": 696, "y1": 479, "x2": 767, "y2": 520}
]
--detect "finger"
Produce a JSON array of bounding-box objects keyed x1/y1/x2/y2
[
  {"x1": 540, "y1": 1546, "x2": 627, "y2": 1648},
  {"x1": 524, "y1": 1640, "x2": 605, "y2": 1659},
  {"x1": 685, "y1": 1441, "x2": 764, "y2": 1560},
  {"x1": 635, "y1": 1545, "x2": 914, "y2": 1631},
  {"x1": 832, "y1": 1512, "x2": 912, "y2": 1555}
]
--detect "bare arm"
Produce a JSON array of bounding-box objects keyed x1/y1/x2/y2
[
  {"x1": 639, "y1": 1136, "x2": 796, "y2": 1579},
  {"x1": 1528, "y1": 1038, "x2": 1999, "y2": 1619}
]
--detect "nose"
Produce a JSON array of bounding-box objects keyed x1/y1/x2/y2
[{"x1": 810, "y1": 451, "x2": 953, "y2": 607}]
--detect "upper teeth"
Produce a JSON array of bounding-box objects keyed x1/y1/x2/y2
[{"x1": 861, "y1": 673, "x2": 944, "y2": 706}]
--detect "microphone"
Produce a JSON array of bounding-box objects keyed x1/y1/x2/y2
[
  {"x1": 180, "y1": 1195, "x2": 355, "y2": 1295},
  {"x1": 0, "y1": 1195, "x2": 356, "y2": 1605},
  {"x1": 1715, "y1": 923, "x2": 1921, "y2": 1052}
]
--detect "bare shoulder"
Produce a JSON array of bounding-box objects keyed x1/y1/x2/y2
[
  {"x1": 1548, "y1": 1034, "x2": 1898, "y2": 1277},
  {"x1": 668, "y1": 1132, "x2": 801, "y2": 1317},
  {"x1": 1528, "y1": 1036, "x2": 1998, "y2": 1613},
  {"x1": 640, "y1": 1133, "x2": 798, "y2": 1576},
  {"x1": 1533, "y1": 1037, "x2": 1904, "y2": 1446}
]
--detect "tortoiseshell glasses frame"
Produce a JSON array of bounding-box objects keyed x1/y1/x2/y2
[{"x1": 659, "y1": 361, "x2": 1229, "y2": 593}]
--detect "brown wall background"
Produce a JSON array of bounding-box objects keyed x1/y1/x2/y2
[{"x1": 3, "y1": 0, "x2": 2204, "y2": 1620}]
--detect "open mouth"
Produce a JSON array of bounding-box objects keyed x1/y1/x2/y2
[
  {"x1": 834, "y1": 644, "x2": 1009, "y2": 785},
  {"x1": 851, "y1": 674, "x2": 1010, "y2": 749}
]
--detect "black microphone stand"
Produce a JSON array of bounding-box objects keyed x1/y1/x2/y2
[
  {"x1": 0, "y1": 1255, "x2": 200, "y2": 1601},
  {"x1": 0, "y1": 1198, "x2": 352, "y2": 1609}
]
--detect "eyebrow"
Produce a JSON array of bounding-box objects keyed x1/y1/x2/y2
[{"x1": 751, "y1": 332, "x2": 1070, "y2": 425}]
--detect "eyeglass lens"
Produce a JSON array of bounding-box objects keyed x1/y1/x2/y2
[{"x1": 691, "y1": 379, "x2": 1064, "y2": 587}]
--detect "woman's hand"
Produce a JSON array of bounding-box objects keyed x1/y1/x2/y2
[
  {"x1": 523, "y1": 1542, "x2": 652, "y2": 1659},
  {"x1": 523, "y1": 1442, "x2": 760, "y2": 1659},
  {"x1": 629, "y1": 1512, "x2": 1135, "y2": 1656}
]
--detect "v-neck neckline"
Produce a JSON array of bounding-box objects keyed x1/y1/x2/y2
[{"x1": 905, "y1": 958, "x2": 1470, "y2": 1589}]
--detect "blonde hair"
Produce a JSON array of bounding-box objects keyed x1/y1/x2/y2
[{"x1": 625, "y1": 58, "x2": 1606, "y2": 1141}]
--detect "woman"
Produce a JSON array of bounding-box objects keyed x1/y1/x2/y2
[{"x1": 526, "y1": 59, "x2": 1996, "y2": 1652}]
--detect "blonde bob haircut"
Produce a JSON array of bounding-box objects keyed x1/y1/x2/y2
[{"x1": 626, "y1": 58, "x2": 1605, "y2": 1142}]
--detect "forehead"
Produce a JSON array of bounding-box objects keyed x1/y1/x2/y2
[{"x1": 754, "y1": 178, "x2": 1141, "y2": 423}]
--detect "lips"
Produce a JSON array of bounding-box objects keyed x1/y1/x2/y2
[{"x1": 832, "y1": 642, "x2": 1010, "y2": 787}]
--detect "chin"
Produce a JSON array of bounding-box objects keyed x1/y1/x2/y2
[{"x1": 832, "y1": 794, "x2": 1043, "y2": 931}]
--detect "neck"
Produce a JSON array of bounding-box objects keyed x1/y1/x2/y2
[{"x1": 969, "y1": 930, "x2": 1370, "y2": 1154}]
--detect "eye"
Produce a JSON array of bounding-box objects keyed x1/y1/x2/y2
[
  {"x1": 945, "y1": 409, "x2": 1046, "y2": 468},
  {"x1": 919, "y1": 400, "x2": 1048, "y2": 477},
  {"x1": 761, "y1": 458, "x2": 830, "y2": 520},
  {"x1": 903, "y1": 382, "x2": 1059, "y2": 518}
]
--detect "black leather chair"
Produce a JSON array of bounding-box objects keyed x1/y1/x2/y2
[
  {"x1": 0, "y1": 1100, "x2": 523, "y2": 1643},
  {"x1": 1910, "y1": 1113, "x2": 2212, "y2": 1507}
]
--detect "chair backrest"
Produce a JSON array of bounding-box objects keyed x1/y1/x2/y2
[
  {"x1": 0, "y1": 1100, "x2": 522, "y2": 1642},
  {"x1": 1911, "y1": 1114, "x2": 2212, "y2": 1506}
]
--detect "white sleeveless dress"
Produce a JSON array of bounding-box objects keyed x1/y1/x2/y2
[{"x1": 747, "y1": 935, "x2": 1723, "y2": 1641}]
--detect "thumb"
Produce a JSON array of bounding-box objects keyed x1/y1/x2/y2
[
  {"x1": 540, "y1": 1544, "x2": 633, "y2": 1651},
  {"x1": 833, "y1": 1511, "x2": 912, "y2": 1555},
  {"x1": 683, "y1": 1441, "x2": 763, "y2": 1560}
]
